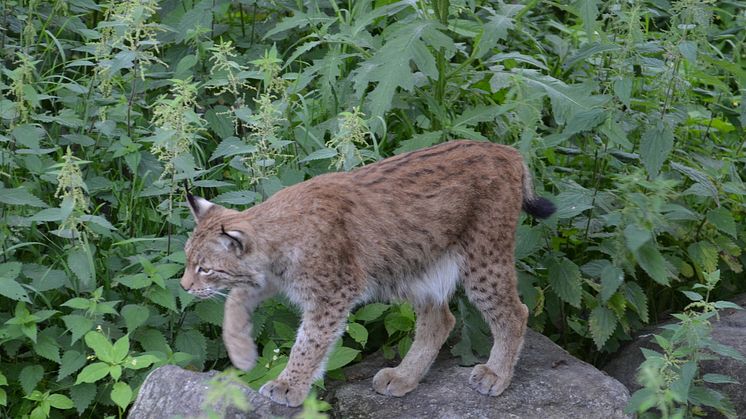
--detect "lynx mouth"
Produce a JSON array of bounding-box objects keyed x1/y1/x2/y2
[{"x1": 189, "y1": 287, "x2": 226, "y2": 299}]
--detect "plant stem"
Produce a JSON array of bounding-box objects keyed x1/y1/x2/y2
[{"x1": 127, "y1": 64, "x2": 138, "y2": 138}]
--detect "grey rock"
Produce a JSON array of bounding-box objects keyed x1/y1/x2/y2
[
  {"x1": 129, "y1": 329, "x2": 631, "y2": 419},
  {"x1": 326, "y1": 329, "x2": 630, "y2": 419},
  {"x1": 127, "y1": 365, "x2": 300, "y2": 419},
  {"x1": 604, "y1": 293, "x2": 746, "y2": 415}
]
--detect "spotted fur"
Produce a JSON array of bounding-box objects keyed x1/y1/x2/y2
[{"x1": 179, "y1": 140, "x2": 555, "y2": 407}]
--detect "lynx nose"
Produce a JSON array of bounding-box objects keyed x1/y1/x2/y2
[{"x1": 180, "y1": 276, "x2": 192, "y2": 291}]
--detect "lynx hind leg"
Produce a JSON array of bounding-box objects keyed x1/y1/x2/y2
[
  {"x1": 463, "y1": 248, "x2": 528, "y2": 397},
  {"x1": 373, "y1": 303, "x2": 455, "y2": 397},
  {"x1": 223, "y1": 286, "x2": 275, "y2": 371}
]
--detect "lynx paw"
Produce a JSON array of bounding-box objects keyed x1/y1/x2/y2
[
  {"x1": 469, "y1": 364, "x2": 510, "y2": 396},
  {"x1": 372, "y1": 368, "x2": 418, "y2": 397},
  {"x1": 259, "y1": 379, "x2": 307, "y2": 407}
]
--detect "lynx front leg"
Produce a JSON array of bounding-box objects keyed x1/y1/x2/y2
[
  {"x1": 373, "y1": 303, "x2": 455, "y2": 396},
  {"x1": 223, "y1": 286, "x2": 276, "y2": 371},
  {"x1": 259, "y1": 302, "x2": 349, "y2": 407}
]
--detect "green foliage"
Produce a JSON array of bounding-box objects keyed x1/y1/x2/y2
[
  {"x1": 626, "y1": 271, "x2": 745, "y2": 418},
  {"x1": 0, "y1": 0, "x2": 744, "y2": 416},
  {"x1": 201, "y1": 369, "x2": 251, "y2": 418}
]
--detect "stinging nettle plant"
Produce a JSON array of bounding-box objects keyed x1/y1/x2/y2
[{"x1": 0, "y1": 0, "x2": 743, "y2": 417}]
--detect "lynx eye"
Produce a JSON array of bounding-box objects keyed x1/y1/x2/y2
[{"x1": 196, "y1": 266, "x2": 213, "y2": 275}]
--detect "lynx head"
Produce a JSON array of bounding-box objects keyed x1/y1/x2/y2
[{"x1": 180, "y1": 194, "x2": 268, "y2": 298}]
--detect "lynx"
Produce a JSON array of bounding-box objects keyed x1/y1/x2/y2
[{"x1": 180, "y1": 140, "x2": 555, "y2": 407}]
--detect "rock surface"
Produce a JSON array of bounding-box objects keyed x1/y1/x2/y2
[
  {"x1": 127, "y1": 365, "x2": 300, "y2": 419},
  {"x1": 328, "y1": 329, "x2": 630, "y2": 419},
  {"x1": 604, "y1": 293, "x2": 746, "y2": 416},
  {"x1": 129, "y1": 329, "x2": 631, "y2": 418}
]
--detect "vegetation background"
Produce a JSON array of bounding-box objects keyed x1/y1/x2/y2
[{"x1": 0, "y1": 0, "x2": 744, "y2": 417}]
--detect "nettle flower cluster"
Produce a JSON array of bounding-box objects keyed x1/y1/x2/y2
[{"x1": 150, "y1": 78, "x2": 205, "y2": 179}]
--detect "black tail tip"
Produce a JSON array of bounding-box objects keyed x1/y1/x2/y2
[{"x1": 523, "y1": 197, "x2": 556, "y2": 219}]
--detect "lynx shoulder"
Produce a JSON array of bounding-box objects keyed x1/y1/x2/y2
[{"x1": 180, "y1": 140, "x2": 555, "y2": 406}]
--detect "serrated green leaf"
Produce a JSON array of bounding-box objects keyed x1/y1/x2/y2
[
  {"x1": 475, "y1": 11, "x2": 514, "y2": 57},
  {"x1": 20, "y1": 365, "x2": 44, "y2": 395},
  {"x1": 0, "y1": 187, "x2": 47, "y2": 207},
  {"x1": 0, "y1": 277, "x2": 30, "y2": 302},
  {"x1": 554, "y1": 185, "x2": 594, "y2": 219},
  {"x1": 175, "y1": 329, "x2": 207, "y2": 365},
  {"x1": 213, "y1": 190, "x2": 259, "y2": 206},
  {"x1": 575, "y1": 0, "x2": 599, "y2": 38},
  {"x1": 518, "y1": 71, "x2": 593, "y2": 125},
  {"x1": 194, "y1": 299, "x2": 224, "y2": 326},
  {"x1": 706, "y1": 207, "x2": 737, "y2": 239},
  {"x1": 678, "y1": 40, "x2": 697, "y2": 62},
  {"x1": 34, "y1": 333, "x2": 61, "y2": 363},
  {"x1": 547, "y1": 257, "x2": 583, "y2": 308},
  {"x1": 299, "y1": 148, "x2": 337, "y2": 163},
  {"x1": 116, "y1": 273, "x2": 150, "y2": 289},
  {"x1": 635, "y1": 242, "x2": 670, "y2": 285},
  {"x1": 58, "y1": 350, "x2": 87, "y2": 381},
  {"x1": 0, "y1": 262, "x2": 22, "y2": 281},
  {"x1": 515, "y1": 225, "x2": 544, "y2": 260},
  {"x1": 639, "y1": 123, "x2": 674, "y2": 178},
  {"x1": 600, "y1": 264, "x2": 624, "y2": 302},
  {"x1": 703, "y1": 373, "x2": 739, "y2": 384},
  {"x1": 135, "y1": 328, "x2": 170, "y2": 353},
  {"x1": 29, "y1": 199, "x2": 74, "y2": 222},
  {"x1": 67, "y1": 247, "x2": 94, "y2": 289},
  {"x1": 70, "y1": 383, "x2": 96, "y2": 414},
  {"x1": 451, "y1": 105, "x2": 509, "y2": 129},
  {"x1": 12, "y1": 123, "x2": 45, "y2": 149},
  {"x1": 79, "y1": 214, "x2": 115, "y2": 230},
  {"x1": 361, "y1": 21, "x2": 451, "y2": 118},
  {"x1": 121, "y1": 304, "x2": 149, "y2": 331},
  {"x1": 687, "y1": 241, "x2": 719, "y2": 273},
  {"x1": 623, "y1": 281, "x2": 648, "y2": 323},
  {"x1": 625, "y1": 388, "x2": 657, "y2": 413},
  {"x1": 146, "y1": 285, "x2": 178, "y2": 312},
  {"x1": 670, "y1": 361, "x2": 696, "y2": 402},
  {"x1": 209, "y1": 137, "x2": 257, "y2": 161},
  {"x1": 708, "y1": 341, "x2": 746, "y2": 362},
  {"x1": 624, "y1": 224, "x2": 651, "y2": 252},
  {"x1": 62, "y1": 314, "x2": 93, "y2": 344},
  {"x1": 681, "y1": 290, "x2": 703, "y2": 301},
  {"x1": 395, "y1": 131, "x2": 443, "y2": 155},
  {"x1": 613, "y1": 77, "x2": 632, "y2": 107},
  {"x1": 589, "y1": 306, "x2": 617, "y2": 348}
]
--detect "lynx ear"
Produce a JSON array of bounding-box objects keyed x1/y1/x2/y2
[
  {"x1": 186, "y1": 193, "x2": 215, "y2": 223},
  {"x1": 219, "y1": 225, "x2": 250, "y2": 255}
]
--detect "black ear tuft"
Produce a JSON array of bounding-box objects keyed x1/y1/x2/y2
[
  {"x1": 186, "y1": 193, "x2": 215, "y2": 223},
  {"x1": 523, "y1": 197, "x2": 556, "y2": 219}
]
